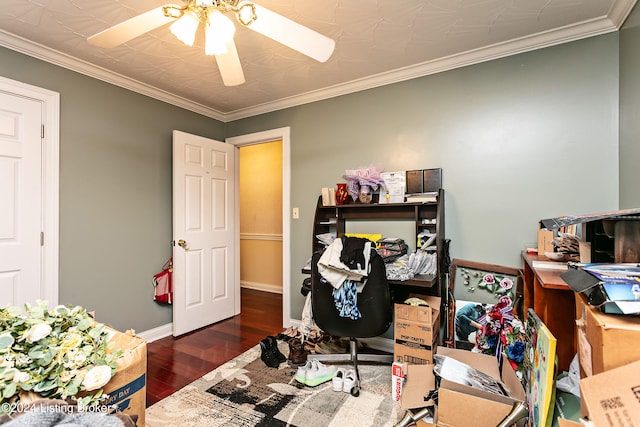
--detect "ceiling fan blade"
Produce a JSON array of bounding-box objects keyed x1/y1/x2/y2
[
  {"x1": 87, "y1": 5, "x2": 178, "y2": 48},
  {"x1": 215, "y1": 40, "x2": 246, "y2": 86},
  {"x1": 246, "y1": 4, "x2": 335, "y2": 63}
]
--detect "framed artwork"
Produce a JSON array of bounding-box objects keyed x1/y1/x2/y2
[
  {"x1": 447, "y1": 259, "x2": 523, "y2": 350},
  {"x1": 525, "y1": 308, "x2": 557, "y2": 427}
]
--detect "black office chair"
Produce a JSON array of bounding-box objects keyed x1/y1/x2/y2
[{"x1": 309, "y1": 241, "x2": 393, "y2": 396}]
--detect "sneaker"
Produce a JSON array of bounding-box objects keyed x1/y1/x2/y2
[
  {"x1": 332, "y1": 368, "x2": 345, "y2": 391},
  {"x1": 342, "y1": 369, "x2": 356, "y2": 393},
  {"x1": 294, "y1": 360, "x2": 315, "y2": 384},
  {"x1": 304, "y1": 360, "x2": 336, "y2": 387}
]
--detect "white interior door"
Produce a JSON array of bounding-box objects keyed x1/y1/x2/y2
[
  {"x1": 172, "y1": 130, "x2": 237, "y2": 336},
  {"x1": 0, "y1": 92, "x2": 43, "y2": 307}
]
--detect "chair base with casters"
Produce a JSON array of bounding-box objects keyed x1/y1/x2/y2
[
  {"x1": 308, "y1": 338, "x2": 393, "y2": 396},
  {"x1": 310, "y1": 239, "x2": 394, "y2": 397}
]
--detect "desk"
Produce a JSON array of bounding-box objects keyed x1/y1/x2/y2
[{"x1": 522, "y1": 251, "x2": 576, "y2": 372}]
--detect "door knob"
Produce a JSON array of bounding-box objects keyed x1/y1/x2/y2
[{"x1": 177, "y1": 239, "x2": 189, "y2": 250}]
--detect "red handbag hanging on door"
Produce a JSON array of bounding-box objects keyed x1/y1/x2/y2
[{"x1": 153, "y1": 257, "x2": 173, "y2": 304}]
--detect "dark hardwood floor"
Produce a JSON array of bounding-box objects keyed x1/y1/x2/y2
[{"x1": 145, "y1": 288, "x2": 284, "y2": 406}]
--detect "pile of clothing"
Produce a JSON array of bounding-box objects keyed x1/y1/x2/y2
[{"x1": 317, "y1": 236, "x2": 374, "y2": 321}]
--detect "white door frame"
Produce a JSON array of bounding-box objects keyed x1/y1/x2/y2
[
  {"x1": 226, "y1": 127, "x2": 291, "y2": 327},
  {"x1": 0, "y1": 76, "x2": 59, "y2": 306}
]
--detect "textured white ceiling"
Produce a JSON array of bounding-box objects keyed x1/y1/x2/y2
[{"x1": 0, "y1": 0, "x2": 636, "y2": 121}]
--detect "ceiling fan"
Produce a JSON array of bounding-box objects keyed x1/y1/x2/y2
[{"x1": 87, "y1": 0, "x2": 335, "y2": 86}]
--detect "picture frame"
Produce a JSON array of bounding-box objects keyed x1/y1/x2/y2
[{"x1": 447, "y1": 259, "x2": 523, "y2": 350}]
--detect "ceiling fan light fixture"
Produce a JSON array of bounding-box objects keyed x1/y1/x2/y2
[
  {"x1": 236, "y1": 2, "x2": 257, "y2": 26},
  {"x1": 205, "y1": 9, "x2": 236, "y2": 55},
  {"x1": 87, "y1": 1, "x2": 335, "y2": 86},
  {"x1": 169, "y1": 9, "x2": 200, "y2": 46}
]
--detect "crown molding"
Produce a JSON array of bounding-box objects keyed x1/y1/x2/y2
[
  {"x1": 224, "y1": 13, "x2": 628, "y2": 120},
  {"x1": 1, "y1": 0, "x2": 635, "y2": 123},
  {"x1": 0, "y1": 30, "x2": 227, "y2": 121}
]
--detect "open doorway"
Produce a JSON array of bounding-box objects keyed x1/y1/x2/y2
[
  {"x1": 239, "y1": 140, "x2": 283, "y2": 294},
  {"x1": 227, "y1": 127, "x2": 291, "y2": 329}
]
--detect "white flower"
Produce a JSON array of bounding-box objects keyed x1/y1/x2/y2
[
  {"x1": 60, "y1": 331, "x2": 83, "y2": 352},
  {"x1": 25, "y1": 323, "x2": 52, "y2": 343},
  {"x1": 63, "y1": 349, "x2": 86, "y2": 369},
  {"x1": 0, "y1": 302, "x2": 122, "y2": 408},
  {"x1": 59, "y1": 369, "x2": 77, "y2": 383},
  {"x1": 51, "y1": 305, "x2": 69, "y2": 316},
  {"x1": 14, "y1": 354, "x2": 32, "y2": 368},
  {"x1": 12, "y1": 370, "x2": 30, "y2": 383},
  {"x1": 81, "y1": 365, "x2": 112, "y2": 391},
  {"x1": 511, "y1": 318, "x2": 523, "y2": 331},
  {"x1": 1, "y1": 355, "x2": 15, "y2": 368}
]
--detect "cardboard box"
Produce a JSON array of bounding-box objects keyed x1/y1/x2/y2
[
  {"x1": 394, "y1": 296, "x2": 440, "y2": 365},
  {"x1": 557, "y1": 419, "x2": 583, "y2": 427},
  {"x1": 580, "y1": 360, "x2": 640, "y2": 426},
  {"x1": 391, "y1": 362, "x2": 406, "y2": 402},
  {"x1": 399, "y1": 364, "x2": 438, "y2": 426},
  {"x1": 435, "y1": 347, "x2": 526, "y2": 427},
  {"x1": 103, "y1": 327, "x2": 147, "y2": 426},
  {"x1": 575, "y1": 293, "x2": 640, "y2": 377},
  {"x1": 400, "y1": 364, "x2": 437, "y2": 410},
  {"x1": 400, "y1": 347, "x2": 526, "y2": 427},
  {"x1": 538, "y1": 228, "x2": 554, "y2": 255}
]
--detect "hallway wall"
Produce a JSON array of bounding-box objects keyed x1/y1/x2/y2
[{"x1": 239, "y1": 140, "x2": 283, "y2": 293}]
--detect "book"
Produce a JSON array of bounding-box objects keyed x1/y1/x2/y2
[
  {"x1": 321, "y1": 187, "x2": 336, "y2": 206},
  {"x1": 405, "y1": 192, "x2": 438, "y2": 203},
  {"x1": 328, "y1": 187, "x2": 336, "y2": 205}
]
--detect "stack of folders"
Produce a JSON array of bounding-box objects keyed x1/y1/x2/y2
[{"x1": 408, "y1": 250, "x2": 437, "y2": 275}]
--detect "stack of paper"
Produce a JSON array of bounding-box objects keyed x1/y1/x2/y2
[{"x1": 408, "y1": 250, "x2": 437, "y2": 275}]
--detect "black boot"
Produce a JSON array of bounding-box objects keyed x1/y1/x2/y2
[
  {"x1": 260, "y1": 338, "x2": 281, "y2": 368},
  {"x1": 267, "y1": 336, "x2": 287, "y2": 363}
]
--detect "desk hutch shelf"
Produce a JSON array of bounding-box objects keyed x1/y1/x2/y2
[{"x1": 310, "y1": 189, "x2": 446, "y2": 295}]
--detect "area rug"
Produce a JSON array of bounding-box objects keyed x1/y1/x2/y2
[{"x1": 145, "y1": 342, "x2": 403, "y2": 427}]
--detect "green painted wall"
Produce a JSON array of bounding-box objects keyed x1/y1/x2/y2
[
  {"x1": 0, "y1": 46, "x2": 224, "y2": 333},
  {"x1": 0, "y1": 29, "x2": 624, "y2": 331},
  {"x1": 620, "y1": 5, "x2": 640, "y2": 209},
  {"x1": 226, "y1": 35, "x2": 620, "y2": 321}
]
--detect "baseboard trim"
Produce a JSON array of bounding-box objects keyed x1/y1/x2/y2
[
  {"x1": 138, "y1": 323, "x2": 173, "y2": 343},
  {"x1": 241, "y1": 281, "x2": 282, "y2": 294},
  {"x1": 139, "y1": 319, "x2": 395, "y2": 353},
  {"x1": 136, "y1": 288, "x2": 282, "y2": 342}
]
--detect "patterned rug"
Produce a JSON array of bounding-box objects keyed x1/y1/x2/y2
[{"x1": 145, "y1": 342, "x2": 402, "y2": 427}]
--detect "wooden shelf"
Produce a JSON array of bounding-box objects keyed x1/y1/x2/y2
[
  {"x1": 521, "y1": 250, "x2": 575, "y2": 373},
  {"x1": 310, "y1": 188, "x2": 446, "y2": 296}
]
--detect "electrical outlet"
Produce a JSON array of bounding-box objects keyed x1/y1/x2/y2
[{"x1": 292, "y1": 207, "x2": 299, "y2": 219}]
